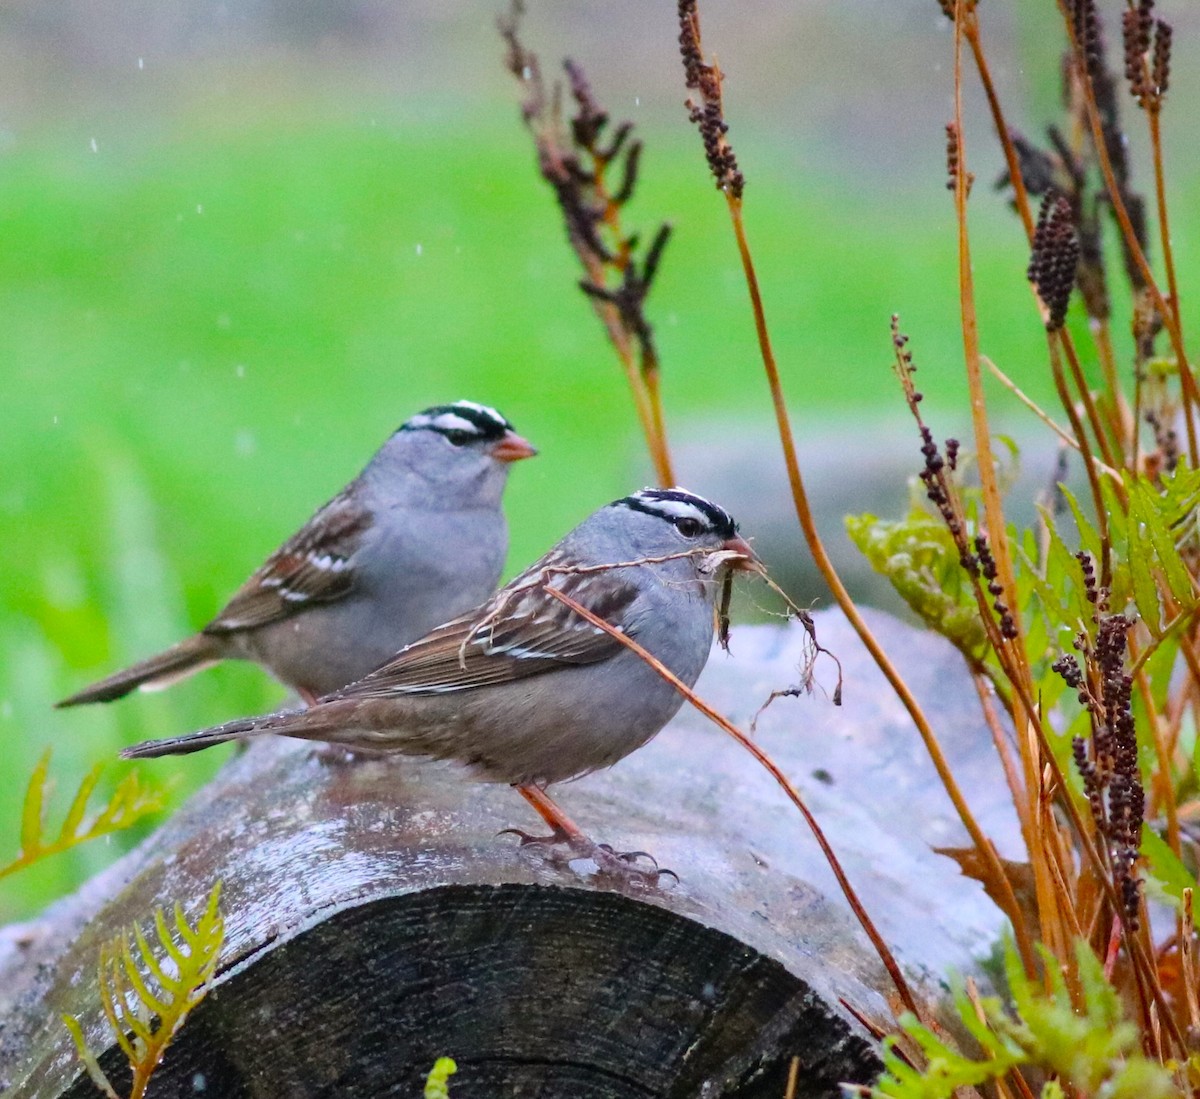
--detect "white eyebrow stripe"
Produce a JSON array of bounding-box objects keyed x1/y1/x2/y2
[
  {"x1": 634, "y1": 497, "x2": 712, "y2": 526},
  {"x1": 430, "y1": 413, "x2": 484, "y2": 434},
  {"x1": 450, "y1": 400, "x2": 506, "y2": 425}
]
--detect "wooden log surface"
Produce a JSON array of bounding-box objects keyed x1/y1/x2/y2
[{"x1": 0, "y1": 608, "x2": 1020, "y2": 1098}]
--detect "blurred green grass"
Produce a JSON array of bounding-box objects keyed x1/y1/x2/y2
[{"x1": 1, "y1": 91, "x2": 1189, "y2": 918}]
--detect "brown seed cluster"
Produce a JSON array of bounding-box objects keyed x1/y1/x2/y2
[
  {"x1": 975, "y1": 535, "x2": 1019, "y2": 640},
  {"x1": 1069, "y1": 0, "x2": 1105, "y2": 81},
  {"x1": 997, "y1": 0, "x2": 1152, "y2": 325},
  {"x1": 677, "y1": 0, "x2": 744, "y2": 198},
  {"x1": 892, "y1": 318, "x2": 1019, "y2": 644},
  {"x1": 1053, "y1": 555, "x2": 1144, "y2": 929},
  {"x1": 998, "y1": 126, "x2": 1113, "y2": 324},
  {"x1": 1153, "y1": 22, "x2": 1172, "y2": 102},
  {"x1": 1028, "y1": 193, "x2": 1080, "y2": 331},
  {"x1": 499, "y1": 3, "x2": 670, "y2": 378},
  {"x1": 579, "y1": 224, "x2": 672, "y2": 356},
  {"x1": 1123, "y1": 0, "x2": 1172, "y2": 111},
  {"x1": 944, "y1": 122, "x2": 974, "y2": 196},
  {"x1": 893, "y1": 322, "x2": 970, "y2": 569}
]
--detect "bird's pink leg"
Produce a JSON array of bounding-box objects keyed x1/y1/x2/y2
[
  {"x1": 298, "y1": 686, "x2": 320, "y2": 707},
  {"x1": 511, "y1": 783, "x2": 588, "y2": 846}
]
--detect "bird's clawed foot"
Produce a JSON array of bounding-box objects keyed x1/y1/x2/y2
[
  {"x1": 506, "y1": 783, "x2": 676, "y2": 885},
  {"x1": 499, "y1": 827, "x2": 675, "y2": 886},
  {"x1": 497, "y1": 825, "x2": 574, "y2": 848},
  {"x1": 593, "y1": 842, "x2": 678, "y2": 885}
]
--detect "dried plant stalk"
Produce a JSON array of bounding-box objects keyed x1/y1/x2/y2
[
  {"x1": 500, "y1": 3, "x2": 675, "y2": 485},
  {"x1": 542, "y1": 582, "x2": 925, "y2": 1021}
]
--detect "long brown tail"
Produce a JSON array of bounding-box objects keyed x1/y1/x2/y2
[
  {"x1": 120, "y1": 705, "x2": 335, "y2": 759},
  {"x1": 56, "y1": 634, "x2": 224, "y2": 708}
]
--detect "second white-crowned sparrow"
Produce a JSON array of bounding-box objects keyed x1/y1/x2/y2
[
  {"x1": 121, "y1": 487, "x2": 756, "y2": 875},
  {"x1": 59, "y1": 401, "x2": 536, "y2": 707}
]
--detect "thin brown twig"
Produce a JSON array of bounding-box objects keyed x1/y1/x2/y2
[
  {"x1": 951, "y1": 23, "x2": 1068, "y2": 972},
  {"x1": 725, "y1": 197, "x2": 1034, "y2": 978},
  {"x1": 1060, "y1": 332, "x2": 1121, "y2": 474},
  {"x1": 951, "y1": 0, "x2": 1027, "y2": 682},
  {"x1": 542, "y1": 582, "x2": 926, "y2": 1022},
  {"x1": 500, "y1": 6, "x2": 676, "y2": 485},
  {"x1": 784, "y1": 1057, "x2": 800, "y2": 1099},
  {"x1": 1181, "y1": 890, "x2": 1200, "y2": 1037},
  {"x1": 963, "y1": 978, "x2": 1022, "y2": 1099},
  {"x1": 675, "y1": 0, "x2": 1037, "y2": 977},
  {"x1": 1002, "y1": 653, "x2": 1186, "y2": 1054},
  {"x1": 1148, "y1": 108, "x2": 1183, "y2": 355},
  {"x1": 966, "y1": 9, "x2": 1132, "y2": 464},
  {"x1": 983, "y1": 356, "x2": 1082, "y2": 456},
  {"x1": 1048, "y1": 333, "x2": 1113, "y2": 566}
]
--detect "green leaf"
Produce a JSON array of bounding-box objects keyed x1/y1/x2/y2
[
  {"x1": 68, "y1": 881, "x2": 225, "y2": 1099},
  {"x1": 1140, "y1": 828, "x2": 1195, "y2": 903},
  {"x1": 1061, "y1": 486, "x2": 1101, "y2": 564},
  {"x1": 846, "y1": 510, "x2": 987, "y2": 659},
  {"x1": 1135, "y1": 479, "x2": 1192, "y2": 606},
  {"x1": 425, "y1": 1057, "x2": 458, "y2": 1099},
  {"x1": 0, "y1": 759, "x2": 165, "y2": 881},
  {"x1": 18, "y1": 750, "x2": 50, "y2": 858},
  {"x1": 62, "y1": 1014, "x2": 119, "y2": 1099},
  {"x1": 869, "y1": 939, "x2": 1182, "y2": 1098},
  {"x1": 1126, "y1": 501, "x2": 1162, "y2": 632},
  {"x1": 60, "y1": 764, "x2": 104, "y2": 842}
]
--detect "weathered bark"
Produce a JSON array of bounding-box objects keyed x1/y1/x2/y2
[{"x1": 0, "y1": 609, "x2": 1019, "y2": 1098}]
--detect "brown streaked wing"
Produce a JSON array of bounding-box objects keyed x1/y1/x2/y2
[
  {"x1": 334, "y1": 566, "x2": 640, "y2": 698},
  {"x1": 203, "y1": 490, "x2": 373, "y2": 635}
]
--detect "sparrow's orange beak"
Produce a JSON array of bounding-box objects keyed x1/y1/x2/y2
[
  {"x1": 490, "y1": 430, "x2": 538, "y2": 463},
  {"x1": 721, "y1": 534, "x2": 760, "y2": 571}
]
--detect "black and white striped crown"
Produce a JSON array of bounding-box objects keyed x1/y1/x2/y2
[
  {"x1": 615, "y1": 487, "x2": 738, "y2": 539},
  {"x1": 400, "y1": 401, "x2": 513, "y2": 445}
]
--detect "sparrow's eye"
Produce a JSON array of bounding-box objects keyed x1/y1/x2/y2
[
  {"x1": 675, "y1": 517, "x2": 703, "y2": 538},
  {"x1": 442, "y1": 431, "x2": 472, "y2": 447}
]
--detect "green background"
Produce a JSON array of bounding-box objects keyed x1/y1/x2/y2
[{"x1": 1, "y1": 0, "x2": 1197, "y2": 916}]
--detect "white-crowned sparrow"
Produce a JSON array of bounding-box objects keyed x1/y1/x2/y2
[
  {"x1": 59, "y1": 401, "x2": 536, "y2": 708},
  {"x1": 121, "y1": 487, "x2": 756, "y2": 874}
]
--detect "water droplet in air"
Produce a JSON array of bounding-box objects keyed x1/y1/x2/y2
[
  {"x1": 415, "y1": 243, "x2": 423, "y2": 256},
  {"x1": 137, "y1": 57, "x2": 145, "y2": 70},
  {"x1": 89, "y1": 138, "x2": 98, "y2": 153}
]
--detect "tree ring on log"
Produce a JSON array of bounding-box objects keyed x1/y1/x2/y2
[{"x1": 62, "y1": 884, "x2": 877, "y2": 1098}]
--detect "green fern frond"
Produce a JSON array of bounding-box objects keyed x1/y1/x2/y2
[
  {"x1": 0, "y1": 752, "x2": 165, "y2": 880},
  {"x1": 424, "y1": 1057, "x2": 458, "y2": 1099},
  {"x1": 64, "y1": 881, "x2": 224, "y2": 1099},
  {"x1": 62, "y1": 1014, "x2": 120, "y2": 1099},
  {"x1": 868, "y1": 940, "x2": 1183, "y2": 1098}
]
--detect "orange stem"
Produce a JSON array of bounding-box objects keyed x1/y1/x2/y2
[{"x1": 542, "y1": 582, "x2": 926, "y2": 1022}]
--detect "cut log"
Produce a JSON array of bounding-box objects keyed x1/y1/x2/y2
[{"x1": 0, "y1": 609, "x2": 1018, "y2": 1098}]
